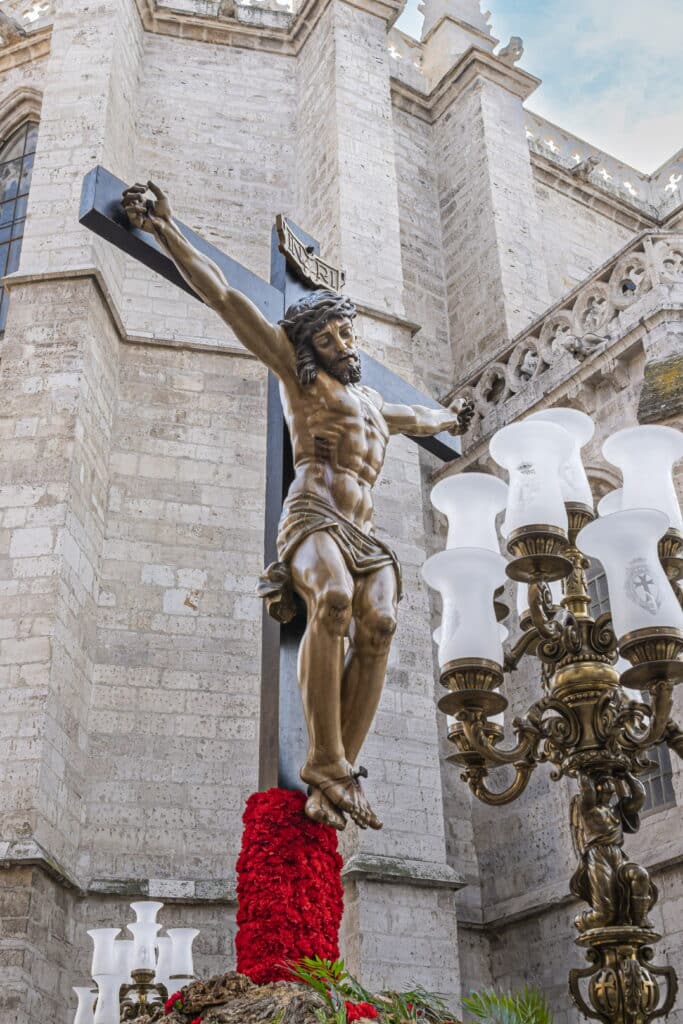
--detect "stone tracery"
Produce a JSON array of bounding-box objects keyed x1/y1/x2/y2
[{"x1": 451, "y1": 232, "x2": 683, "y2": 440}]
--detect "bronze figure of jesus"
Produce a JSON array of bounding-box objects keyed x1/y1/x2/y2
[{"x1": 122, "y1": 182, "x2": 473, "y2": 831}]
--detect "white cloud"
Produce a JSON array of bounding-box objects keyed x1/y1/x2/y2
[{"x1": 396, "y1": 0, "x2": 683, "y2": 173}]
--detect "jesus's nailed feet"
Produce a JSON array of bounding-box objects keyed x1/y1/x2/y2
[
  {"x1": 305, "y1": 786, "x2": 346, "y2": 830},
  {"x1": 302, "y1": 761, "x2": 383, "y2": 830}
]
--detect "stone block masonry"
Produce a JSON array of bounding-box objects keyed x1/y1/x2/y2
[{"x1": 0, "y1": 0, "x2": 682, "y2": 1018}]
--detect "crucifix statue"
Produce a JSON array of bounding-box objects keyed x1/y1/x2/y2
[{"x1": 80, "y1": 169, "x2": 471, "y2": 832}]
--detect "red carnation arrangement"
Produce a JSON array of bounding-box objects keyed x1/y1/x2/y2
[
  {"x1": 345, "y1": 1000, "x2": 380, "y2": 1020},
  {"x1": 164, "y1": 992, "x2": 184, "y2": 1015},
  {"x1": 235, "y1": 788, "x2": 344, "y2": 984}
]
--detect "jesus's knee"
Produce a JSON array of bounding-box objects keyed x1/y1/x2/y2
[
  {"x1": 355, "y1": 606, "x2": 397, "y2": 654},
  {"x1": 312, "y1": 584, "x2": 354, "y2": 637}
]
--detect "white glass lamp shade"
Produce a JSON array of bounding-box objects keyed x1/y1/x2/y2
[
  {"x1": 577, "y1": 510, "x2": 683, "y2": 639},
  {"x1": 130, "y1": 900, "x2": 164, "y2": 925},
  {"x1": 128, "y1": 921, "x2": 160, "y2": 972},
  {"x1": 490, "y1": 421, "x2": 572, "y2": 535},
  {"x1": 422, "y1": 548, "x2": 507, "y2": 667},
  {"x1": 87, "y1": 929, "x2": 121, "y2": 977},
  {"x1": 603, "y1": 425, "x2": 683, "y2": 531},
  {"x1": 598, "y1": 489, "x2": 622, "y2": 517},
  {"x1": 73, "y1": 988, "x2": 96, "y2": 1024},
  {"x1": 430, "y1": 472, "x2": 508, "y2": 552},
  {"x1": 155, "y1": 936, "x2": 173, "y2": 991},
  {"x1": 93, "y1": 976, "x2": 121, "y2": 1024},
  {"x1": 527, "y1": 408, "x2": 595, "y2": 506},
  {"x1": 435, "y1": 622, "x2": 508, "y2": 646},
  {"x1": 167, "y1": 928, "x2": 200, "y2": 980},
  {"x1": 114, "y1": 940, "x2": 134, "y2": 984}
]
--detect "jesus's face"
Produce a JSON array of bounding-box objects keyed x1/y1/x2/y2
[{"x1": 310, "y1": 317, "x2": 361, "y2": 385}]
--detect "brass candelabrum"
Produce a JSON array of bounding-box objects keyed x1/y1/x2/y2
[
  {"x1": 120, "y1": 970, "x2": 168, "y2": 1020},
  {"x1": 442, "y1": 506, "x2": 683, "y2": 1024}
]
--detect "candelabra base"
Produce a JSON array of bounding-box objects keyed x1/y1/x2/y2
[
  {"x1": 120, "y1": 969, "x2": 167, "y2": 1020},
  {"x1": 570, "y1": 926, "x2": 678, "y2": 1024}
]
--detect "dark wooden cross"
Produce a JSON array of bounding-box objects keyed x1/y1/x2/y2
[{"x1": 80, "y1": 166, "x2": 460, "y2": 792}]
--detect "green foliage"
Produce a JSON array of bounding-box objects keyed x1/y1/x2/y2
[
  {"x1": 288, "y1": 956, "x2": 458, "y2": 1023},
  {"x1": 463, "y1": 987, "x2": 553, "y2": 1024}
]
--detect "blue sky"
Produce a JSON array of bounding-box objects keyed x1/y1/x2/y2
[{"x1": 395, "y1": 0, "x2": 682, "y2": 173}]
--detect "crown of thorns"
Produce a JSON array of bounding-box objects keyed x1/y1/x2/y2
[{"x1": 279, "y1": 290, "x2": 357, "y2": 347}]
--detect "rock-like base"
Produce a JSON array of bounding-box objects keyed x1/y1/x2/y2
[{"x1": 149, "y1": 973, "x2": 327, "y2": 1024}]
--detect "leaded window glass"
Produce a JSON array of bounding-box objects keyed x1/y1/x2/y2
[{"x1": 0, "y1": 121, "x2": 38, "y2": 332}]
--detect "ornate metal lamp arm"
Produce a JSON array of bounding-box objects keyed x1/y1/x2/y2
[
  {"x1": 612, "y1": 680, "x2": 675, "y2": 752},
  {"x1": 456, "y1": 709, "x2": 537, "y2": 767},
  {"x1": 465, "y1": 763, "x2": 536, "y2": 805},
  {"x1": 504, "y1": 626, "x2": 540, "y2": 672}
]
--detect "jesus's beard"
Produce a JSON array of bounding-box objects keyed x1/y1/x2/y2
[{"x1": 326, "y1": 351, "x2": 362, "y2": 385}]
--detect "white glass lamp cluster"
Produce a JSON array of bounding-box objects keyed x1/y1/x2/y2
[
  {"x1": 74, "y1": 902, "x2": 199, "y2": 1024},
  {"x1": 423, "y1": 410, "x2": 683, "y2": 703},
  {"x1": 579, "y1": 424, "x2": 683, "y2": 686}
]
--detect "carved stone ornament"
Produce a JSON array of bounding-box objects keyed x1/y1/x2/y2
[
  {"x1": 276, "y1": 214, "x2": 346, "y2": 292},
  {"x1": 654, "y1": 239, "x2": 683, "y2": 284},
  {"x1": 450, "y1": 231, "x2": 683, "y2": 439}
]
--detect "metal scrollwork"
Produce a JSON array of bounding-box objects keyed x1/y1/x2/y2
[
  {"x1": 592, "y1": 612, "x2": 618, "y2": 657},
  {"x1": 442, "y1": 490, "x2": 683, "y2": 1024}
]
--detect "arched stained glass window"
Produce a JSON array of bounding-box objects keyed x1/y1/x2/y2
[{"x1": 0, "y1": 121, "x2": 38, "y2": 332}]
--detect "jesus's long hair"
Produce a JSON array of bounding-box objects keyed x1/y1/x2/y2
[{"x1": 280, "y1": 290, "x2": 359, "y2": 386}]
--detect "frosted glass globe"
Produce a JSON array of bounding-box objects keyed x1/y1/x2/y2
[
  {"x1": 114, "y1": 940, "x2": 134, "y2": 985},
  {"x1": 435, "y1": 619, "x2": 508, "y2": 646},
  {"x1": 155, "y1": 936, "x2": 173, "y2": 992},
  {"x1": 93, "y1": 977, "x2": 121, "y2": 1024},
  {"x1": 527, "y1": 407, "x2": 594, "y2": 506},
  {"x1": 128, "y1": 921, "x2": 160, "y2": 972},
  {"x1": 167, "y1": 928, "x2": 200, "y2": 979},
  {"x1": 422, "y1": 548, "x2": 507, "y2": 667},
  {"x1": 72, "y1": 988, "x2": 96, "y2": 1024},
  {"x1": 603, "y1": 425, "x2": 683, "y2": 531},
  {"x1": 490, "y1": 421, "x2": 572, "y2": 535},
  {"x1": 597, "y1": 488, "x2": 622, "y2": 517},
  {"x1": 87, "y1": 929, "x2": 121, "y2": 977},
  {"x1": 577, "y1": 509, "x2": 683, "y2": 639},
  {"x1": 130, "y1": 901, "x2": 164, "y2": 924},
  {"x1": 430, "y1": 472, "x2": 508, "y2": 552}
]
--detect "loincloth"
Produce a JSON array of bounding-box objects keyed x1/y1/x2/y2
[{"x1": 257, "y1": 492, "x2": 403, "y2": 624}]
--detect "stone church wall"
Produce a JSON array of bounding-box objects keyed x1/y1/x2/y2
[
  {"x1": 533, "y1": 178, "x2": 641, "y2": 301},
  {"x1": 0, "y1": 0, "x2": 682, "y2": 1019}
]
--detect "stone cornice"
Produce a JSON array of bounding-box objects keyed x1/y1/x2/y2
[
  {"x1": 421, "y1": 12, "x2": 497, "y2": 50},
  {"x1": 0, "y1": 26, "x2": 51, "y2": 72},
  {"x1": 132, "y1": 0, "x2": 403, "y2": 55},
  {"x1": 342, "y1": 852, "x2": 466, "y2": 890},
  {"x1": 390, "y1": 45, "x2": 541, "y2": 124},
  {"x1": 0, "y1": 837, "x2": 239, "y2": 902},
  {"x1": 4, "y1": 267, "x2": 419, "y2": 354},
  {"x1": 531, "y1": 154, "x2": 659, "y2": 234}
]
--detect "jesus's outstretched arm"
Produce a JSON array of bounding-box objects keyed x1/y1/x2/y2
[
  {"x1": 380, "y1": 394, "x2": 474, "y2": 437},
  {"x1": 122, "y1": 182, "x2": 293, "y2": 378}
]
